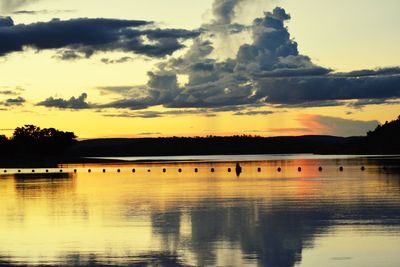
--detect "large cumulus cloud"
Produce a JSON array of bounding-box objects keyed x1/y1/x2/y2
[
  {"x1": 37, "y1": 1, "x2": 400, "y2": 111},
  {"x1": 0, "y1": 16, "x2": 199, "y2": 58}
]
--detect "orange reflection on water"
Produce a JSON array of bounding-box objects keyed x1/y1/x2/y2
[{"x1": 0, "y1": 159, "x2": 399, "y2": 266}]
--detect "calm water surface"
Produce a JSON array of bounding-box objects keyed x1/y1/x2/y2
[{"x1": 1, "y1": 156, "x2": 400, "y2": 266}]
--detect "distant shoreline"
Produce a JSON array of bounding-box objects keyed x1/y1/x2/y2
[{"x1": 2, "y1": 133, "x2": 399, "y2": 168}]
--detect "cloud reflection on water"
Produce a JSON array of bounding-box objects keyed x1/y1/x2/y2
[{"x1": 0, "y1": 159, "x2": 399, "y2": 266}]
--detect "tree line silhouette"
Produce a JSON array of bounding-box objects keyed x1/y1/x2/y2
[{"x1": 0, "y1": 115, "x2": 399, "y2": 166}]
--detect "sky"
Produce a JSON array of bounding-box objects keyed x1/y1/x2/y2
[{"x1": 1, "y1": 0, "x2": 400, "y2": 138}]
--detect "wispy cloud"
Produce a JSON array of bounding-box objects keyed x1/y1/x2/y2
[
  {"x1": 297, "y1": 114, "x2": 378, "y2": 137},
  {"x1": 233, "y1": 110, "x2": 273, "y2": 116},
  {"x1": 0, "y1": 96, "x2": 26, "y2": 106},
  {"x1": 103, "y1": 109, "x2": 216, "y2": 118},
  {"x1": 0, "y1": 0, "x2": 40, "y2": 13},
  {"x1": 12, "y1": 9, "x2": 76, "y2": 15}
]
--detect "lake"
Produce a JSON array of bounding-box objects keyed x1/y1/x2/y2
[{"x1": 1, "y1": 155, "x2": 400, "y2": 266}]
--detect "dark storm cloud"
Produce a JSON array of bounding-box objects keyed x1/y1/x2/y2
[
  {"x1": 37, "y1": 93, "x2": 91, "y2": 109},
  {"x1": 0, "y1": 17, "x2": 200, "y2": 58}
]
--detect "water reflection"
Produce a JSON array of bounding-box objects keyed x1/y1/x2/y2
[{"x1": 0, "y1": 158, "x2": 400, "y2": 266}]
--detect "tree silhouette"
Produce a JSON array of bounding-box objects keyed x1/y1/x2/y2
[{"x1": 11, "y1": 125, "x2": 77, "y2": 155}]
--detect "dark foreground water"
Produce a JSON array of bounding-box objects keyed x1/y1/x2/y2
[{"x1": 1, "y1": 156, "x2": 400, "y2": 266}]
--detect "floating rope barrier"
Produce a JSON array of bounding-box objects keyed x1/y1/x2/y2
[{"x1": 0, "y1": 165, "x2": 375, "y2": 175}]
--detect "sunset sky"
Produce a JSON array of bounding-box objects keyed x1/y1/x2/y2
[{"x1": 1, "y1": 0, "x2": 400, "y2": 138}]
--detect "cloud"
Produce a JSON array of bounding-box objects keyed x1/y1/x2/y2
[
  {"x1": 0, "y1": 86, "x2": 24, "y2": 96},
  {"x1": 0, "y1": 16, "x2": 14, "y2": 27},
  {"x1": 32, "y1": 1, "x2": 400, "y2": 114},
  {"x1": 95, "y1": 7, "x2": 324, "y2": 110},
  {"x1": 0, "y1": 0, "x2": 40, "y2": 13},
  {"x1": 0, "y1": 17, "x2": 200, "y2": 58},
  {"x1": 37, "y1": 93, "x2": 91, "y2": 109},
  {"x1": 297, "y1": 115, "x2": 378, "y2": 137},
  {"x1": 100, "y1": 56, "x2": 135, "y2": 64},
  {"x1": 103, "y1": 109, "x2": 216, "y2": 119},
  {"x1": 12, "y1": 9, "x2": 76, "y2": 15},
  {"x1": 137, "y1": 132, "x2": 161, "y2": 136},
  {"x1": 93, "y1": 5, "x2": 400, "y2": 111},
  {"x1": 212, "y1": 0, "x2": 243, "y2": 25},
  {"x1": 0, "y1": 90, "x2": 18, "y2": 95},
  {"x1": 255, "y1": 71, "x2": 400, "y2": 105},
  {"x1": 348, "y1": 98, "x2": 400, "y2": 109},
  {"x1": 1, "y1": 96, "x2": 25, "y2": 106},
  {"x1": 233, "y1": 110, "x2": 273, "y2": 116}
]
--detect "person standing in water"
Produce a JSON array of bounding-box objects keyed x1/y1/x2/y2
[{"x1": 235, "y1": 162, "x2": 242, "y2": 177}]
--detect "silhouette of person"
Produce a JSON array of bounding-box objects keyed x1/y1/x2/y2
[{"x1": 235, "y1": 162, "x2": 242, "y2": 177}]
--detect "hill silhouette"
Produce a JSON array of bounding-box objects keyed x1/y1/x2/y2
[{"x1": 366, "y1": 115, "x2": 400, "y2": 153}]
